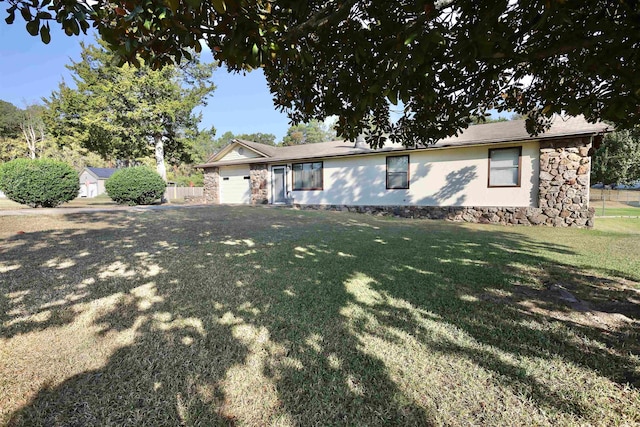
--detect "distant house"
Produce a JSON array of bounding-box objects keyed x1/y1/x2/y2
[
  {"x1": 79, "y1": 167, "x2": 118, "y2": 198},
  {"x1": 197, "y1": 116, "x2": 610, "y2": 228}
]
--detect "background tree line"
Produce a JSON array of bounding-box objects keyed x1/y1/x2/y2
[
  {"x1": 0, "y1": 41, "x2": 337, "y2": 187},
  {"x1": 3, "y1": 86, "x2": 640, "y2": 188}
]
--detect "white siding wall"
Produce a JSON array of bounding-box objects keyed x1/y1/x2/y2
[
  {"x1": 79, "y1": 171, "x2": 92, "y2": 185},
  {"x1": 220, "y1": 145, "x2": 263, "y2": 162},
  {"x1": 288, "y1": 142, "x2": 539, "y2": 207},
  {"x1": 79, "y1": 171, "x2": 105, "y2": 197}
]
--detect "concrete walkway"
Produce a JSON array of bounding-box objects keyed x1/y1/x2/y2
[{"x1": 0, "y1": 203, "x2": 211, "y2": 216}]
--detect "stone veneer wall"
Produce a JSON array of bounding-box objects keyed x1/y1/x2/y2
[
  {"x1": 250, "y1": 164, "x2": 269, "y2": 204},
  {"x1": 537, "y1": 138, "x2": 593, "y2": 227},
  {"x1": 293, "y1": 204, "x2": 595, "y2": 227},
  {"x1": 202, "y1": 167, "x2": 219, "y2": 204}
]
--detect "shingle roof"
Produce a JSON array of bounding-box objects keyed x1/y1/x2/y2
[
  {"x1": 432, "y1": 115, "x2": 609, "y2": 148},
  {"x1": 86, "y1": 167, "x2": 119, "y2": 179},
  {"x1": 197, "y1": 115, "x2": 610, "y2": 168},
  {"x1": 236, "y1": 140, "x2": 279, "y2": 157}
]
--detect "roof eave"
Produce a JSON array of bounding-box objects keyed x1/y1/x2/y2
[
  {"x1": 234, "y1": 139, "x2": 275, "y2": 157},
  {"x1": 195, "y1": 130, "x2": 606, "y2": 169}
]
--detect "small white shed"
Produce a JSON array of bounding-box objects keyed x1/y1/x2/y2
[{"x1": 79, "y1": 167, "x2": 119, "y2": 198}]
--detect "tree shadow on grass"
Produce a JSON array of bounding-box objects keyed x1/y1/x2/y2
[
  {"x1": 2, "y1": 208, "x2": 434, "y2": 425},
  {"x1": 1, "y1": 207, "x2": 638, "y2": 425}
]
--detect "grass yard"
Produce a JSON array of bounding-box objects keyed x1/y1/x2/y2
[
  {"x1": 0, "y1": 207, "x2": 639, "y2": 426},
  {"x1": 593, "y1": 201, "x2": 640, "y2": 217}
]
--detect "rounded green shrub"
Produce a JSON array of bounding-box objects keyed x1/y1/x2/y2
[
  {"x1": 105, "y1": 167, "x2": 166, "y2": 205},
  {"x1": 0, "y1": 158, "x2": 79, "y2": 207}
]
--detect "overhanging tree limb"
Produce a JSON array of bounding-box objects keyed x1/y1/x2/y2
[{"x1": 4, "y1": 0, "x2": 640, "y2": 146}]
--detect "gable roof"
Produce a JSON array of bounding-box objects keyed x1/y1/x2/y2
[
  {"x1": 236, "y1": 140, "x2": 279, "y2": 157},
  {"x1": 85, "y1": 167, "x2": 119, "y2": 179},
  {"x1": 205, "y1": 139, "x2": 277, "y2": 163},
  {"x1": 196, "y1": 115, "x2": 610, "y2": 168}
]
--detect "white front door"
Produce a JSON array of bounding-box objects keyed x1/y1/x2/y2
[
  {"x1": 220, "y1": 166, "x2": 251, "y2": 204},
  {"x1": 272, "y1": 166, "x2": 287, "y2": 203}
]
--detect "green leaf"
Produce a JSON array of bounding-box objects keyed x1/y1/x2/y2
[
  {"x1": 212, "y1": 0, "x2": 226, "y2": 14},
  {"x1": 387, "y1": 90, "x2": 398, "y2": 106},
  {"x1": 404, "y1": 32, "x2": 418, "y2": 46},
  {"x1": 166, "y1": 0, "x2": 179, "y2": 12},
  {"x1": 400, "y1": 90, "x2": 410, "y2": 105},
  {"x1": 5, "y1": 10, "x2": 15, "y2": 25},
  {"x1": 144, "y1": 19, "x2": 152, "y2": 30},
  {"x1": 36, "y1": 11, "x2": 52, "y2": 20},
  {"x1": 26, "y1": 20, "x2": 39, "y2": 36},
  {"x1": 71, "y1": 19, "x2": 80, "y2": 35},
  {"x1": 20, "y1": 6, "x2": 31, "y2": 21},
  {"x1": 40, "y1": 24, "x2": 51, "y2": 44}
]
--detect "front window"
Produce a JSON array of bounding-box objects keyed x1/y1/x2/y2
[
  {"x1": 386, "y1": 155, "x2": 409, "y2": 189},
  {"x1": 488, "y1": 147, "x2": 521, "y2": 187},
  {"x1": 292, "y1": 161, "x2": 323, "y2": 190}
]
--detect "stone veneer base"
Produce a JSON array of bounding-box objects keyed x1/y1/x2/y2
[{"x1": 293, "y1": 204, "x2": 595, "y2": 228}]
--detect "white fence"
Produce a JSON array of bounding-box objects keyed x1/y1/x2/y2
[{"x1": 164, "y1": 186, "x2": 204, "y2": 200}]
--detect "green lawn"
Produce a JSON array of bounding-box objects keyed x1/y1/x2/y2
[
  {"x1": 593, "y1": 199, "x2": 640, "y2": 217},
  {"x1": 595, "y1": 206, "x2": 640, "y2": 217},
  {"x1": 1, "y1": 207, "x2": 638, "y2": 426}
]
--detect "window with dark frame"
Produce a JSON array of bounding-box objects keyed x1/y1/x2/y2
[
  {"x1": 292, "y1": 161, "x2": 323, "y2": 190},
  {"x1": 386, "y1": 155, "x2": 409, "y2": 189},
  {"x1": 488, "y1": 147, "x2": 522, "y2": 187}
]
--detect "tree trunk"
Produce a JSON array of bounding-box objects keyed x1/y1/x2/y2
[
  {"x1": 20, "y1": 107, "x2": 45, "y2": 159},
  {"x1": 154, "y1": 134, "x2": 167, "y2": 182},
  {"x1": 22, "y1": 125, "x2": 37, "y2": 159}
]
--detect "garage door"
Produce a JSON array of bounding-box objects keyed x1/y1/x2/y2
[{"x1": 220, "y1": 166, "x2": 251, "y2": 204}]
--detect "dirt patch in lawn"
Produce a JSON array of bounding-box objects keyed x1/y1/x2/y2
[
  {"x1": 481, "y1": 277, "x2": 640, "y2": 330},
  {"x1": 479, "y1": 267, "x2": 640, "y2": 387}
]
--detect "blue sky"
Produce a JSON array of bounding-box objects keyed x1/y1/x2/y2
[{"x1": 0, "y1": 24, "x2": 292, "y2": 142}]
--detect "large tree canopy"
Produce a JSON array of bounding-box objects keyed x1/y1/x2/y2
[
  {"x1": 282, "y1": 120, "x2": 336, "y2": 146},
  {"x1": 45, "y1": 41, "x2": 215, "y2": 180},
  {"x1": 592, "y1": 128, "x2": 640, "y2": 187},
  {"x1": 4, "y1": 1, "x2": 639, "y2": 146},
  {"x1": 0, "y1": 100, "x2": 22, "y2": 140},
  {"x1": 0, "y1": 100, "x2": 49, "y2": 159}
]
